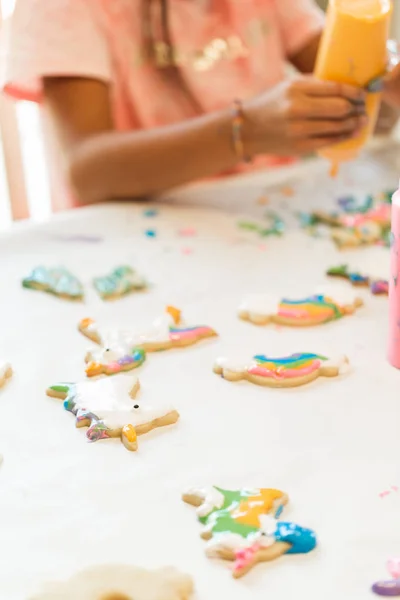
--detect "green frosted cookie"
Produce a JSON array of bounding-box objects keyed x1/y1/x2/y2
[
  {"x1": 22, "y1": 266, "x2": 84, "y2": 300},
  {"x1": 93, "y1": 266, "x2": 147, "y2": 300}
]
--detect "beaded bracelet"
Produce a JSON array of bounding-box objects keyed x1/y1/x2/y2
[{"x1": 232, "y1": 99, "x2": 251, "y2": 163}]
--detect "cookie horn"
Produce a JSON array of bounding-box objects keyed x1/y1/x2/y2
[{"x1": 166, "y1": 305, "x2": 182, "y2": 325}]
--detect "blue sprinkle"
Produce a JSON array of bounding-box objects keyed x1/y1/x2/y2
[
  {"x1": 143, "y1": 209, "x2": 158, "y2": 217},
  {"x1": 145, "y1": 229, "x2": 157, "y2": 238}
]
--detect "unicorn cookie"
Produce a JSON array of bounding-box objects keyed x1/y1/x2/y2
[
  {"x1": 79, "y1": 306, "x2": 217, "y2": 377},
  {"x1": 327, "y1": 265, "x2": 389, "y2": 296},
  {"x1": 93, "y1": 265, "x2": 147, "y2": 300},
  {"x1": 214, "y1": 353, "x2": 349, "y2": 388},
  {"x1": 327, "y1": 264, "x2": 370, "y2": 287},
  {"x1": 0, "y1": 360, "x2": 12, "y2": 388},
  {"x1": 313, "y1": 204, "x2": 391, "y2": 248},
  {"x1": 46, "y1": 376, "x2": 179, "y2": 451},
  {"x1": 182, "y1": 486, "x2": 316, "y2": 579},
  {"x1": 22, "y1": 266, "x2": 84, "y2": 300},
  {"x1": 29, "y1": 565, "x2": 194, "y2": 600},
  {"x1": 238, "y1": 287, "x2": 362, "y2": 326}
]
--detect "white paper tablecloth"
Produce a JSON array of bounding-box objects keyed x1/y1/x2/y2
[{"x1": 1, "y1": 146, "x2": 400, "y2": 600}]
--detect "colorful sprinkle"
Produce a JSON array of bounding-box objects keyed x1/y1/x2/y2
[
  {"x1": 388, "y1": 559, "x2": 400, "y2": 580},
  {"x1": 261, "y1": 212, "x2": 285, "y2": 236},
  {"x1": 238, "y1": 214, "x2": 284, "y2": 237},
  {"x1": 379, "y1": 486, "x2": 398, "y2": 498},
  {"x1": 143, "y1": 209, "x2": 158, "y2": 217},
  {"x1": 51, "y1": 234, "x2": 103, "y2": 243},
  {"x1": 178, "y1": 227, "x2": 197, "y2": 237},
  {"x1": 238, "y1": 221, "x2": 260, "y2": 232},
  {"x1": 145, "y1": 229, "x2": 157, "y2": 238},
  {"x1": 337, "y1": 195, "x2": 373, "y2": 214}
]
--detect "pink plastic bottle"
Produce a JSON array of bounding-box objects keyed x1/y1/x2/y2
[{"x1": 388, "y1": 182, "x2": 400, "y2": 368}]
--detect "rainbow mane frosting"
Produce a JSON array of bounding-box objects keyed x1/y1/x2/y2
[
  {"x1": 169, "y1": 325, "x2": 216, "y2": 342},
  {"x1": 86, "y1": 348, "x2": 145, "y2": 377},
  {"x1": 277, "y1": 296, "x2": 344, "y2": 323},
  {"x1": 249, "y1": 353, "x2": 328, "y2": 380}
]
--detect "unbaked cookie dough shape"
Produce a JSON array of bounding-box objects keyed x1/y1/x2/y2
[
  {"x1": 79, "y1": 306, "x2": 217, "y2": 377},
  {"x1": 28, "y1": 565, "x2": 194, "y2": 600},
  {"x1": 46, "y1": 375, "x2": 179, "y2": 451},
  {"x1": 182, "y1": 486, "x2": 317, "y2": 579},
  {"x1": 22, "y1": 266, "x2": 84, "y2": 301},
  {"x1": 214, "y1": 353, "x2": 349, "y2": 388},
  {"x1": 238, "y1": 286, "x2": 362, "y2": 326},
  {"x1": 0, "y1": 360, "x2": 12, "y2": 388}
]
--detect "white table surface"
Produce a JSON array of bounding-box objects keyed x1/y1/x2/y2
[{"x1": 1, "y1": 145, "x2": 400, "y2": 600}]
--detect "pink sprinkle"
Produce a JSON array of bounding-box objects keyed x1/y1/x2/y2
[
  {"x1": 179, "y1": 227, "x2": 197, "y2": 237},
  {"x1": 181, "y1": 247, "x2": 193, "y2": 255},
  {"x1": 259, "y1": 243, "x2": 267, "y2": 251},
  {"x1": 379, "y1": 486, "x2": 399, "y2": 498},
  {"x1": 388, "y1": 558, "x2": 400, "y2": 579}
]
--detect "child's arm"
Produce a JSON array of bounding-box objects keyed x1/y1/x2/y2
[
  {"x1": 274, "y1": 0, "x2": 324, "y2": 73},
  {"x1": 43, "y1": 76, "x2": 366, "y2": 204}
]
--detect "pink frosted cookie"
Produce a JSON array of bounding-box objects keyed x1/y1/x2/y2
[
  {"x1": 0, "y1": 360, "x2": 12, "y2": 388},
  {"x1": 29, "y1": 565, "x2": 194, "y2": 600},
  {"x1": 238, "y1": 286, "x2": 362, "y2": 326},
  {"x1": 214, "y1": 353, "x2": 349, "y2": 388},
  {"x1": 46, "y1": 376, "x2": 179, "y2": 451},
  {"x1": 79, "y1": 306, "x2": 217, "y2": 377}
]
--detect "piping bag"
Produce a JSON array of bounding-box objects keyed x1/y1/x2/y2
[{"x1": 314, "y1": 0, "x2": 397, "y2": 177}]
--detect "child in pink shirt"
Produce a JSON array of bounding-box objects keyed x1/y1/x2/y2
[{"x1": 2, "y1": 0, "x2": 376, "y2": 210}]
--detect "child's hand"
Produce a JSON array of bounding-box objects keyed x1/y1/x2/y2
[
  {"x1": 244, "y1": 76, "x2": 367, "y2": 157},
  {"x1": 374, "y1": 101, "x2": 399, "y2": 135},
  {"x1": 383, "y1": 64, "x2": 400, "y2": 108}
]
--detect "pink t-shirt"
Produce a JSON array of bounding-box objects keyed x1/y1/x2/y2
[{"x1": 2, "y1": 0, "x2": 324, "y2": 210}]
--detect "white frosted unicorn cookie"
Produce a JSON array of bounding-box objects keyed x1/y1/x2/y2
[
  {"x1": 29, "y1": 565, "x2": 194, "y2": 600},
  {"x1": 214, "y1": 353, "x2": 349, "y2": 388},
  {"x1": 238, "y1": 286, "x2": 362, "y2": 326},
  {"x1": 0, "y1": 360, "x2": 12, "y2": 387},
  {"x1": 46, "y1": 376, "x2": 179, "y2": 451},
  {"x1": 79, "y1": 306, "x2": 217, "y2": 377}
]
